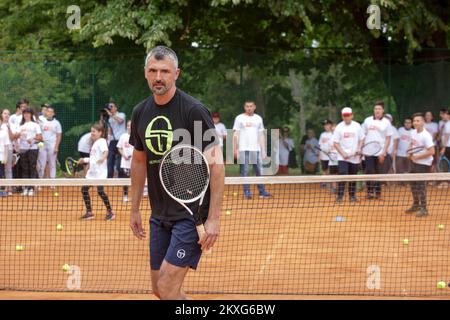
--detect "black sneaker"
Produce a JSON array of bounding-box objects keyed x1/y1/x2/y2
[
  {"x1": 404, "y1": 205, "x2": 420, "y2": 214},
  {"x1": 336, "y1": 197, "x2": 343, "y2": 203},
  {"x1": 416, "y1": 207, "x2": 429, "y2": 217},
  {"x1": 349, "y1": 196, "x2": 358, "y2": 203},
  {"x1": 366, "y1": 194, "x2": 374, "y2": 200},
  {"x1": 105, "y1": 211, "x2": 115, "y2": 221},
  {"x1": 80, "y1": 212, "x2": 94, "y2": 220}
]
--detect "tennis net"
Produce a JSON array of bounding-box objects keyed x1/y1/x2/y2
[{"x1": 1, "y1": 174, "x2": 450, "y2": 297}]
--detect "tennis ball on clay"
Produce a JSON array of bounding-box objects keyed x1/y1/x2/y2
[
  {"x1": 402, "y1": 239, "x2": 409, "y2": 245},
  {"x1": 56, "y1": 224, "x2": 63, "y2": 231},
  {"x1": 15, "y1": 245, "x2": 24, "y2": 251},
  {"x1": 437, "y1": 224, "x2": 445, "y2": 230},
  {"x1": 232, "y1": 192, "x2": 238, "y2": 197},
  {"x1": 54, "y1": 192, "x2": 59, "y2": 197},
  {"x1": 62, "y1": 264, "x2": 70, "y2": 272},
  {"x1": 437, "y1": 281, "x2": 446, "y2": 289},
  {"x1": 225, "y1": 210, "x2": 232, "y2": 216},
  {"x1": 37, "y1": 142, "x2": 44, "y2": 148}
]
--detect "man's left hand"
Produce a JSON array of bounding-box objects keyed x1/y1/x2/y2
[{"x1": 198, "y1": 216, "x2": 220, "y2": 252}]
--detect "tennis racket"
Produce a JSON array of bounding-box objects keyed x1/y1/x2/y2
[
  {"x1": 159, "y1": 144, "x2": 211, "y2": 252},
  {"x1": 437, "y1": 155, "x2": 450, "y2": 172},
  {"x1": 360, "y1": 141, "x2": 382, "y2": 157},
  {"x1": 407, "y1": 146, "x2": 425, "y2": 154},
  {"x1": 65, "y1": 157, "x2": 78, "y2": 176},
  {"x1": 314, "y1": 146, "x2": 338, "y2": 162},
  {"x1": 12, "y1": 154, "x2": 20, "y2": 167}
]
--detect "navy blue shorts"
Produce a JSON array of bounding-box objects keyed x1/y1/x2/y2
[{"x1": 150, "y1": 217, "x2": 202, "y2": 270}]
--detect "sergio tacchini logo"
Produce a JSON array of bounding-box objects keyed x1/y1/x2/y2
[{"x1": 145, "y1": 116, "x2": 174, "y2": 155}]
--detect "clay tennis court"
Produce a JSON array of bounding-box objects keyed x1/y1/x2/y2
[{"x1": 1, "y1": 176, "x2": 450, "y2": 299}]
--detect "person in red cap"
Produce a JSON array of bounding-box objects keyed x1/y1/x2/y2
[{"x1": 333, "y1": 107, "x2": 365, "y2": 203}]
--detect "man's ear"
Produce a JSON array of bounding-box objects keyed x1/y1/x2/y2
[{"x1": 174, "y1": 68, "x2": 181, "y2": 80}]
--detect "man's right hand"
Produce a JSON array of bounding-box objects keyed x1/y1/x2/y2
[{"x1": 130, "y1": 210, "x2": 146, "y2": 240}]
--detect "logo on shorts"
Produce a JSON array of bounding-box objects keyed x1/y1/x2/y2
[{"x1": 177, "y1": 249, "x2": 186, "y2": 259}]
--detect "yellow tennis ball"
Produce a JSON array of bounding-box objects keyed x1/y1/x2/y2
[
  {"x1": 437, "y1": 281, "x2": 446, "y2": 289},
  {"x1": 225, "y1": 210, "x2": 232, "y2": 215},
  {"x1": 62, "y1": 264, "x2": 70, "y2": 272},
  {"x1": 438, "y1": 224, "x2": 445, "y2": 230},
  {"x1": 232, "y1": 192, "x2": 238, "y2": 197},
  {"x1": 37, "y1": 142, "x2": 44, "y2": 148},
  {"x1": 402, "y1": 239, "x2": 409, "y2": 245},
  {"x1": 15, "y1": 245, "x2": 23, "y2": 251},
  {"x1": 56, "y1": 224, "x2": 63, "y2": 231},
  {"x1": 54, "y1": 192, "x2": 59, "y2": 197}
]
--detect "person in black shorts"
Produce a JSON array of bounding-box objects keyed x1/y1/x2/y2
[{"x1": 129, "y1": 46, "x2": 225, "y2": 300}]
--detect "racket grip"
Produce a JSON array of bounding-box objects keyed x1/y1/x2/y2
[{"x1": 196, "y1": 224, "x2": 212, "y2": 255}]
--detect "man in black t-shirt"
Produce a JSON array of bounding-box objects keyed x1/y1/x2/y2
[{"x1": 129, "y1": 46, "x2": 225, "y2": 300}]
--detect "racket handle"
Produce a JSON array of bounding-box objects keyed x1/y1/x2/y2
[{"x1": 196, "y1": 224, "x2": 212, "y2": 255}]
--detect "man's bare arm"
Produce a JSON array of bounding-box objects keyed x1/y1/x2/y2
[
  {"x1": 130, "y1": 149, "x2": 147, "y2": 240},
  {"x1": 199, "y1": 144, "x2": 225, "y2": 251}
]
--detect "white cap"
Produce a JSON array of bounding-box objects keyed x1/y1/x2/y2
[{"x1": 341, "y1": 107, "x2": 353, "y2": 116}]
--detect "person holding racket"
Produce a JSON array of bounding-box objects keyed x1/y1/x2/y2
[
  {"x1": 318, "y1": 120, "x2": 337, "y2": 177},
  {"x1": 439, "y1": 112, "x2": 450, "y2": 171},
  {"x1": 37, "y1": 105, "x2": 62, "y2": 180},
  {"x1": 361, "y1": 101, "x2": 392, "y2": 200},
  {"x1": 129, "y1": 46, "x2": 224, "y2": 300},
  {"x1": 333, "y1": 107, "x2": 365, "y2": 203},
  {"x1": 405, "y1": 113, "x2": 435, "y2": 217},
  {"x1": 396, "y1": 117, "x2": 413, "y2": 174}
]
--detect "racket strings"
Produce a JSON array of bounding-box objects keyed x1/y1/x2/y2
[{"x1": 160, "y1": 147, "x2": 209, "y2": 202}]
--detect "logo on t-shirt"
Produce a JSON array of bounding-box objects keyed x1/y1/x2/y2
[
  {"x1": 145, "y1": 116, "x2": 173, "y2": 156},
  {"x1": 343, "y1": 132, "x2": 355, "y2": 138}
]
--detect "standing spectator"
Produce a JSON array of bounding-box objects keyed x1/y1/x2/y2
[
  {"x1": 333, "y1": 107, "x2": 365, "y2": 203},
  {"x1": 299, "y1": 133, "x2": 308, "y2": 173},
  {"x1": 318, "y1": 120, "x2": 334, "y2": 176},
  {"x1": 15, "y1": 108, "x2": 42, "y2": 196},
  {"x1": 212, "y1": 112, "x2": 227, "y2": 149},
  {"x1": 383, "y1": 114, "x2": 399, "y2": 174},
  {"x1": 424, "y1": 111, "x2": 439, "y2": 170},
  {"x1": 9, "y1": 99, "x2": 28, "y2": 129},
  {"x1": 361, "y1": 101, "x2": 392, "y2": 200},
  {"x1": 39, "y1": 104, "x2": 49, "y2": 123},
  {"x1": 396, "y1": 118, "x2": 413, "y2": 174},
  {"x1": 438, "y1": 109, "x2": 449, "y2": 152},
  {"x1": 37, "y1": 105, "x2": 62, "y2": 180},
  {"x1": 405, "y1": 113, "x2": 434, "y2": 217},
  {"x1": 1, "y1": 109, "x2": 14, "y2": 189},
  {"x1": 0, "y1": 112, "x2": 11, "y2": 196},
  {"x1": 104, "y1": 102, "x2": 126, "y2": 178},
  {"x1": 440, "y1": 112, "x2": 450, "y2": 172},
  {"x1": 303, "y1": 129, "x2": 319, "y2": 174},
  {"x1": 78, "y1": 132, "x2": 92, "y2": 177},
  {"x1": 278, "y1": 127, "x2": 294, "y2": 175},
  {"x1": 233, "y1": 101, "x2": 271, "y2": 199},
  {"x1": 117, "y1": 120, "x2": 133, "y2": 202}
]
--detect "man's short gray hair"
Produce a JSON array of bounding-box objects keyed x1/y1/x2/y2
[{"x1": 145, "y1": 46, "x2": 179, "y2": 69}]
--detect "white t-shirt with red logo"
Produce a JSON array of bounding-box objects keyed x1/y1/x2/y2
[
  {"x1": 318, "y1": 131, "x2": 333, "y2": 161},
  {"x1": 443, "y1": 121, "x2": 450, "y2": 148},
  {"x1": 85, "y1": 138, "x2": 108, "y2": 179},
  {"x1": 410, "y1": 129, "x2": 434, "y2": 166},
  {"x1": 362, "y1": 116, "x2": 393, "y2": 156},
  {"x1": 117, "y1": 132, "x2": 133, "y2": 169},
  {"x1": 333, "y1": 121, "x2": 365, "y2": 164},
  {"x1": 40, "y1": 118, "x2": 62, "y2": 147},
  {"x1": 397, "y1": 127, "x2": 412, "y2": 157},
  {"x1": 424, "y1": 121, "x2": 439, "y2": 142},
  {"x1": 18, "y1": 121, "x2": 42, "y2": 151},
  {"x1": 233, "y1": 113, "x2": 264, "y2": 152}
]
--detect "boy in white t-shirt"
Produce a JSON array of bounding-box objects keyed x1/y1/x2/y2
[
  {"x1": 396, "y1": 118, "x2": 413, "y2": 174},
  {"x1": 0, "y1": 122, "x2": 10, "y2": 196},
  {"x1": 78, "y1": 123, "x2": 115, "y2": 221},
  {"x1": 361, "y1": 101, "x2": 392, "y2": 200},
  {"x1": 117, "y1": 120, "x2": 133, "y2": 202},
  {"x1": 233, "y1": 101, "x2": 271, "y2": 199},
  {"x1": 333, "y1": 107, "x2": 365, "y2": 203},
  {"x1": 37, "y1": 105, "x2": 62, "y2": 179},
  {"x1": 405, "y1": 113, "x2": 435, "y2": 217}
]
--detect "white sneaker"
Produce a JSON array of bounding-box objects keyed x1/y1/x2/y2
[
  {"x1": 123, "y1": 195, "x2": 128, "y2": 203},
  {"x1": 143, "y1": 187, "x2": 148, "y2": 197},
  {"x1": 28, "y1": 189, "x2": 34, "y2": 196},
  {"x1": 22, "y1": 189, "x2": 28, "y2": 196}
]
